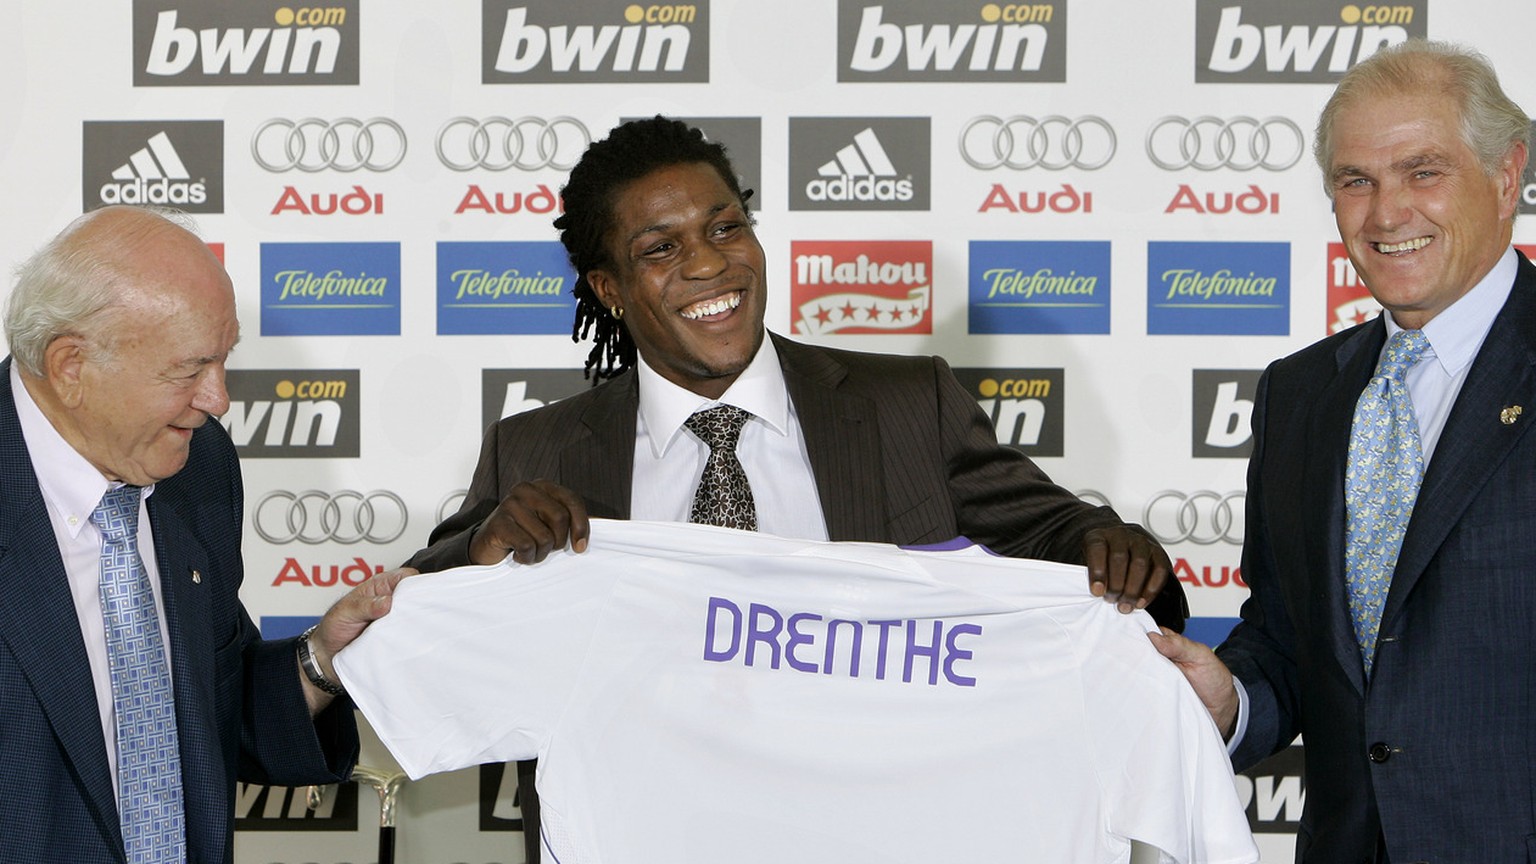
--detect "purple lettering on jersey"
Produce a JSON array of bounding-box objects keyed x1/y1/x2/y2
[
  {"x1": 703, "y1": 596, "x2": 743, "y2": 661},
  {"x1": 786, "y1": 613, "x2": 823, "y2": 673},
  {"x1": 746, "y1": 603, "x2": 785, "y2": 669},
  {"x1": 702, "y1": 597, "x2": 983, "y2": 687}
]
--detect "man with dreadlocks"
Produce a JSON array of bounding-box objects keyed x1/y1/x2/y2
[
  {"x1": 405, "y1": 115, "x2": 1188, "y2": 862},
  {"x1": 409, "y1": 116, "x2": 1184, "y2": 626}
]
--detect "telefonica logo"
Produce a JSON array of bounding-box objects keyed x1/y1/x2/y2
[
  {"x1": 133, "y1": 0, "x2": 360, "y2": 86},
  {"x1": 482, "y1": 1, "x2": 709, "y2": 83},
  {"x1": 1194, "y1": 0, "x2": 1423, "y2": 83},
  {"x1": 83, "y1": 121, "x2": 223, "y2": 213},
  {"x1": 838, "y1": 1, "x2": 1065, "y2": 82}
]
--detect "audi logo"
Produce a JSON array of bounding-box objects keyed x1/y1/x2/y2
[
  {"x1": 254, "y1": 490, "x2": 409, "y2": 545},
  {"x1": 437, "y1": 489, "x2": 469, "y2": 524},
  {"x1": 960, "y1": 115, "x2": 1116, "y2": 171},
  {"x1": 1141, "y1": 490, "x2": 1245, "y2": 546},
  {"x1": 251, "y1": 118, "x2": 407, "y2": 173},
  {"x1": 1144, "y1": 116, "x2": 1305, "y2": 172},
  {"x1": 1074, "y1": 489, "x2": 1114, "y2": 509},
  {"x1": 436, "y1": 116, "x2": 591, "y2": 172}
]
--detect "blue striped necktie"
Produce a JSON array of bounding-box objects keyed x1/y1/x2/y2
[
  {"x1": 1344, "y1": 328, "x2": 1430, "y2": 676},
  {"x1": 92, "y1": 485, "x2": 187, "y2": 863}
]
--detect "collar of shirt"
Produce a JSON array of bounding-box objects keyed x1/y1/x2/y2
[
  {"x1": 635, "y1": 334, "x2": 789, "y2": 459},
  {"x1": 10, "y1": 362, "x2": 155, "y2": 537},
  {"x1": 1383, "y1": 245, "x2": 1517, "y2": 376}
]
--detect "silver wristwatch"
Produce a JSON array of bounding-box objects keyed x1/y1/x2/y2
[{"x1": 297, "y1": 624, "x2": 346, "y2": 696}]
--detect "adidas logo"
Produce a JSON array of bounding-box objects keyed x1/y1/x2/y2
[
  {"x1": 805, "y1": 128, "x2": 913, "y2": 203},
  {"x1": 99, "y1": 131, "x2": 208, "y2": 206}
]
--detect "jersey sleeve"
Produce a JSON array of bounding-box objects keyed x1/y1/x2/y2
[
  {"x1": 1071, "y1": 605, "x2": 1260, "y2": 864},
  {"x1": 334, "y1": 551, "x2": 615, "y2": 779}
]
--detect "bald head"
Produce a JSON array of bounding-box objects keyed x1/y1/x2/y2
[
  {"x1": 5, "y1": 206, "x2": 229, "y2": 377},
  {"x1": 6, "y1": 205, "x2": 240, "y2": 484}
]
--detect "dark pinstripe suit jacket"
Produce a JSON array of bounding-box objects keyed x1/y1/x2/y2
[
  {"x1": 411, "y1": 333, "x2": 1174, "y2": 599},
  {"x1": 0, "y1": 358, "x2": 358, "y2": 864},
  {"x1": 1218, "y1": 254, "x2": 1536, "y2": 863}
]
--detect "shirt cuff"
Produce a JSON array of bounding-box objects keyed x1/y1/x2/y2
[{"x1": 1226, "y1": 677, "x2": 1250, "y2": 755}]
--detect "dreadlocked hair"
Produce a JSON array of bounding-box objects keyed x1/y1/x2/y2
[{"x1": 555, "y1": 115, "x2": 754, "y2": 384}]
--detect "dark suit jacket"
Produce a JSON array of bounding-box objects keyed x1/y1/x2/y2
[
  {"x1": 1218, "y1": 254, "x2": 1536, "y2": 863},
  {"x1": 413, "y1": 334, "x2": 1176, "y2": 593},
  {"x1": 0, "y1": 358, "x2": 359, "y2": 864}
]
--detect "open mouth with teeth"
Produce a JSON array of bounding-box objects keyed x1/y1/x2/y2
[
  {"x1": 1375, "y1": 236, "x2": 1432, "y2": 254},
  {"x1": 681, "y1": 291, "x2": 743, "y2": 320}
]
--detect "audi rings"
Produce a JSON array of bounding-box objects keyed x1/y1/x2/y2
[
  {"x1": 1145, "y1": 116, "x2": 1305, "y2": 171},
  {"x1": 960, "y1": 115, "x2": 1116, "y2": 171},
  {"x1": 436, "y1": 116, "x2": 591, "y2": 172},
  {"x1": 252, "y1": 118, "x2": 407, "y2": 173},
  {"x1": 437, "y1": 489, "x2": 469, "y2": 524},
  {"x1": 254, "y1": 490, "x2": 409, "y2": 545},
  {"x1": 1142, "y1": 490, "x2": 1245, "y2": 546},
  {"x1": 1074, "y1": 489, "x2": 1114, "y2": 509}
]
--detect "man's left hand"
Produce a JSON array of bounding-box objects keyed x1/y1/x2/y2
[{"x1": 1083, "y1": 526, "x2": 1172, "y2": 614}]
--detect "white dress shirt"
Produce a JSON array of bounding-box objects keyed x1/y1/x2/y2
[
  {"x1": 630, "y1": 334, "x2": 829, "y2": 540},
  {"x1": 10, "y1": 362, "x2": 173, "y2": 802}
]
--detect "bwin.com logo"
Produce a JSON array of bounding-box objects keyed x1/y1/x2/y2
[{"x1": 1195, "y1": 0, "x2": 1424, "y2": 83}]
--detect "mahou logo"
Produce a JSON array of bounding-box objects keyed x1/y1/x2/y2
[
  {"x1": 790, "y1": 240, "x2": 933, "y2": 335},
  {"x1": 789, "y1": 118, "x2": 930, "y2": 212},
  {"x1": 838, "y1": 0, "x2": 1067, "y2": 82},
  {"x1": 133, "y1": 0, "x2": 360, "y2": 86},
  {"x1": 482, "y1": 1, "x2": 709, "y2": 83},
  {"x1": 1326, "y1": 242, "x2": 1378, "y2": 335},
  {"x1": 82, "y1": 120, "x2": 223, "y2": 213},
  {"x1": 1195, "y1": 0, "x2": 1423, "y2": 83}
]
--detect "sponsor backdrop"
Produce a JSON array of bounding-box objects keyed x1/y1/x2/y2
[{"x1": 0, "y1": 1, "x2": 1530, "y2": 861}]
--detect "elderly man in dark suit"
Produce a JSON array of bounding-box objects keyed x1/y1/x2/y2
[
  {"x1": 1153, "y1": 41, "x2": 1536, "y2": 863},
  {"x1": 408, "y1": 115, "x2": 1187, "y2": 861},
  {"x1": 0, "y1": 205, "x2": 404, "y2": 863}
]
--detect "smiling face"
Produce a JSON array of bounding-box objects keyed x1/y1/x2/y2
[
  {"x1": 586, "y1": 161, "x2": 767, "y2": 399},
  {"x1": 47, "y1": 211, "x2": 239, "y2": 485},
  {"x1": 1328, "y1": 89, "x2": 1524, "y2": 329}
]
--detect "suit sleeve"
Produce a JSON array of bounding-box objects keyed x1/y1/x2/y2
[
  {"x1": 933, "y1": 357, "x2": 1187, "y2": 628},
  {"x1": 1215, "y1": 367, "x2": 1301, "y2": 771},
  {"x1": 219, "y1": 434, "x2": 357, "y2": 786},
  {"x1": 404, "y1": 420, "x2": 506, "y2": 573}
]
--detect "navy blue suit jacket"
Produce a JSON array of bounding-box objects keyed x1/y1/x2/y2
[
  {"x1": 1218, "y1": 254, "x2": 1536, "y2": 863},
  {"x1": 0, "y1": 358, "x2": 358, "y2": 863}
]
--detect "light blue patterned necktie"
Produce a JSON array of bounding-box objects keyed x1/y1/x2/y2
[
  {"x1": 92, "y1": 485, "x2": 187, "y2": 863},
  {"x1": 1344, "y1": 328, "x2": 1430, "y2": 676}
]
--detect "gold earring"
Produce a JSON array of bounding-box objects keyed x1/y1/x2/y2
[{"x1": 610, "y1": 305, "x2": 624, "y2": 320}]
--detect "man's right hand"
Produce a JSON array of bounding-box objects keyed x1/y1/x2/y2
[
  {"x1": 468, "y1": 479, "x2": 591, "y2": 566},
  {"x1": 1148, "y1": 628, "x2": 1240, "y2": 740}
]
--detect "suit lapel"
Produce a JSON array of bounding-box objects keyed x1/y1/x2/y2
[
  {"x1": 563, "y1": 373, "x2": 639, "y2": 519},
  {"x1": 1383, "y1": 258, "x2": 1536, "y2": 630},
  {"x1": 1310, "y1": 321, "x2": 1387, "y2": 696},
  {"x1": 146, "y1": 490, "x2": 223, "y2": 858},
  {"x1": 0, "y1": 360, "x2": 122, "y2": 850},
  {"x1": 772, "y1": 334, "x2": 887, "y2": 541}
]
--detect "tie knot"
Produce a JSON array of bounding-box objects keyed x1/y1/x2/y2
[
  {"x1": 1376, "y1": 329, "x2": 1429, "y2": 381},
  {"x1": 684, "y1": 405, "x2": 751, "y2": 452},
  {"x1": 91, "y1": 485, "x2": 143, "y2": 540}
]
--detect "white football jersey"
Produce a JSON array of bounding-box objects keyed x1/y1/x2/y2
[{"x1": 336, "y1": 519, "x2": 1256, "y2": 864}]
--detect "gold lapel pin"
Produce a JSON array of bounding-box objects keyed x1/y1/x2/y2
[
  {"x1": 191, "y1": 569, "x2": 202, "y2": 584},
  {"x1": 1500, "y1": 405, "x2": 1523, "y2": 425}
]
